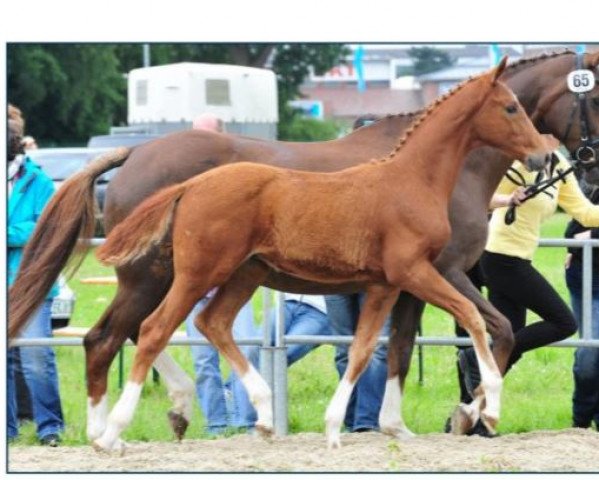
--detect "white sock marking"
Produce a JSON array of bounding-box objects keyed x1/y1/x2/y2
[
  {"x1": 94, "y1": 382, "x2": 142, "y2": 451},
  {"x1": 153, "y1": 352, "x2": 195, "y2": 421},
  {"x1": 87, "y1": 394, "x2": 108, "y2": 441},
  {"x1": 325, "y1": 376, "x2": 355, "y2": 448},
  {"x1": 379, "y1": 376, "x2": 414, "y2": 439},
  {"x1": 240, "y1": 364, "x2": 272, "y2": 430}
]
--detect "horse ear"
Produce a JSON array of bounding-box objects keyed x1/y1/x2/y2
[
  {"x1": 586, "y1": 50, "x2": 599, "y2": 69},
  {"x1": 491, "y1": 56, "x2": 509, "y2": 84}
]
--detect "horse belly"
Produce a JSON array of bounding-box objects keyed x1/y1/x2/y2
[{"x1": 255, "y1": 245, "x2": 383, "y2": 285}]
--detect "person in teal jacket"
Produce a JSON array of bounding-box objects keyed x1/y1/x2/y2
[{"x1": 8, "y1": 114, "x2": 64, "y2": 446}]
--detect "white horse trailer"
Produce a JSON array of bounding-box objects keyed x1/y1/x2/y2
[{"x1": 121, "y1": 62, "x2": 278, "y2": 140}]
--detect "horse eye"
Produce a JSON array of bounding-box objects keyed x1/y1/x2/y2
[
  {"x1": 592, "y1": 97, "x2": 599, "y2": 108},
  {"x1": 505, "y1": 104, "x2": 518, "y2": 114}
]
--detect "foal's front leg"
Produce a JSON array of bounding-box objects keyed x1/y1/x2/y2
[
  {"x1": 402, "y1": 262, "x2": 503, "y2": 434},
  {"x1": 325, "y1": 284, "x2": 400, "y2": 449}
]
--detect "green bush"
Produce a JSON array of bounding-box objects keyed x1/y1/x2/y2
[{"x1": 278, "y1": 115, "x2": 342, "y2": 142}]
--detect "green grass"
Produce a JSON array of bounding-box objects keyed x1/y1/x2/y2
[{"x1": 13, "y1": 213, "x2": 578, "y2": 445}]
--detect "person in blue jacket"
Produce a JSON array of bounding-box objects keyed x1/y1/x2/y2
[{"x1": 7, "y1": 108, "x2": 64, "y2": 446}]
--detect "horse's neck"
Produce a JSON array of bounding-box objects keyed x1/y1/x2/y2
[
  {"x1": 386, "y1": 100, "x2": 479, "y2": 200},
  {"x1": 503, "y1": 56, "x2": 570, "y2": 126}
]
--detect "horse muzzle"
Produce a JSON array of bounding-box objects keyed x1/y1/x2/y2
[{"x1": 524, "y1": 152, "x2": 553, "y2": 172}]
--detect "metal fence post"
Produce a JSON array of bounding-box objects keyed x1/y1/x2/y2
[
  {"x1": 582, "y1": 242, "x2": 593, "y2": 340},
  {"x1": 272, "y1": 291, "x2": 289, "y2": 436},
  {"x1": 259, "y1": 288, "x2": 274, "y2": 393}
]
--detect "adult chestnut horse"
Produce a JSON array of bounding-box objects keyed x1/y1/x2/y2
[
  {"x1": 90, "y1": 59, "x2": 552, "y2": 452},
  {"x1": 8, "y1": 51, "x2": 599, "y2": 442}
]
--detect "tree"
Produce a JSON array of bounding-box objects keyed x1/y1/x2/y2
[
  {"x1": 8, "y1": 44, "x2": 125, "y2": 145},
  {"x1": 407, "y1": 46, "x2": 455, "y2": 76},
  {"x1": 7, "y1": 44, "x2": 348, "y2": 144}
]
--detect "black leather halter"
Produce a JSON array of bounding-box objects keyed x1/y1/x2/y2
[
  {"x1": 503, "y1": 52, "x2": 599, "y2": 225},
  {"x1": 563, "y1": 52, "x2": 599, "y2": 164}
]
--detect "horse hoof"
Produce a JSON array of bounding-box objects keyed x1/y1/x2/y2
[
  {"x1": 381, "y1": 426, "x2": 415, "y2": 440},
  {"x1": 480, "y1": 413, "x2": 499, "y2": 437},
  {"x1": 255, "y1": 424, "x2": 273, "y2": 440},
  {"x1": 92, "y1": 437, "x2": 128, "y2": 456},
  {"x1": 167, "y1": 410, "x2": 189, "y2": 441},
  {"x1": 450, "y1": 404, "x2": 475, "y2": 435},
  {"x1": 327, "y1": 434, "x2": 341, "y2": 449}
]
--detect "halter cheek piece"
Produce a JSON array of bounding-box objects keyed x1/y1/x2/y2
[
  {"x1": 504, "y1": 52, "x2": 599, "y2": 225},
  {"x1": 563, "y1": 53, "x2": 598, "y2": 165}
]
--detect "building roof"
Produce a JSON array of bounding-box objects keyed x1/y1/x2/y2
[{"x1": 301, "y1": 85, "x2": 423, "y2": 119}]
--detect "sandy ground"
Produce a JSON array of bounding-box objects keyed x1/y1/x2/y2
[{"x1": 7, "y1": 428, "x2": 599, "y2": 473}]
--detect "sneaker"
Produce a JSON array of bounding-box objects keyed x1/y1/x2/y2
[
  {"x1": 572, "y1": 418, "x2": 592, "y2": 429},
  {"x1": 40, "y1": 433, "x2": 61, "y2": 447},
  {"x1": 458, "y1": 348, "x2": 481, "y2": 398},
  {"x1": 353, "y1": 427, "x2": 376, "y2": 433}
]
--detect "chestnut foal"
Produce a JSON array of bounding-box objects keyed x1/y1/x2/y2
[{"x1": 93, "y1": 58, "x2": 551, "y2": 452}]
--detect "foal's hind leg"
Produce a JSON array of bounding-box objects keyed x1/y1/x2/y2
[
  {"x1": 402, "y1": 262, "x2": 503, "y2": 434},
  {"x1": 193, "y1": 260, "x2": 272, "y2": 436},
  {"x1": 325, "y1": 284, "x2": 400, "y2": 449},
  {"x1": 379, "y1": 292, "x2": 424, "y2": 439}
]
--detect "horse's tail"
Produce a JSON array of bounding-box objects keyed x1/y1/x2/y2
[
  {"x1": 96, "y1": 182, "x2": 188, "y2": 267},
  {"x1": 8, "y1": 147, "x2": 132, "y2": 339}
]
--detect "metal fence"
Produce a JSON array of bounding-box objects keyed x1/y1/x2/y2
[{"x1": 11, "y1": 238, "x2": 599, "y2": 435}]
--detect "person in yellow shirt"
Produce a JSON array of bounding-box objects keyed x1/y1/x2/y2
[{"x1": 458, "y1": 149, "x2": 599, "y2": 429}]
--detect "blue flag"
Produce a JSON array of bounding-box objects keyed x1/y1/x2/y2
[
  {"x1": 353, "y1": 45, "x2": 366, "y2": 93},
  {"x1": 489, "y1": 44, "x2": 502, "y2": 66}
]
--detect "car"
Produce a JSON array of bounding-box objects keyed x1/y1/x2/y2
[
  {"x1": 87, "y1": 133, "x2": 161, "y2": 149},
  {"x1": 27, "y1": 147, "x2": 115, "y2": 236},
  {"x1": 26, "y1": 146, "x2": 111, "y2": 205},
  {"x1": 51, "y1": 276, "x2": 76, "y2": 330}
]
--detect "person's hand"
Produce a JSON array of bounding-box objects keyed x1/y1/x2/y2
[
  {"x1": 509, "y1": 186, "x2": 527, "y2": 207},
  {"x1": 489, "y1": 186, "x2": 528, "y2": 210}
]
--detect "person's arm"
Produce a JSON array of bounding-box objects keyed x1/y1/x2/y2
[
  {"x1": 7, "y1": 175, "x2": 55, "y2": 247},
  {"x1": 558, "y1": 167, "x2": 599, "y2": 228},
  {"x1": 489, "y1": 186, "x2": 527, "y2": 210}
]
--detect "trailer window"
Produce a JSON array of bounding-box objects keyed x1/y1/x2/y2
[{"x1": 206, "y1": 79, "x2": 230, "y2": 106}]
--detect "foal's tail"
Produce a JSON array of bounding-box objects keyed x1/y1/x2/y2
[
  {"x1": 96, "y1": 182, "x2": 188, "y2": 267},
  {"x1": 8, "y1": 147, "x2": 132, "y2": 339}
]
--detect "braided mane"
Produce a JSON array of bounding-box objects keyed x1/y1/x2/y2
[
  {"x1": 368, "y1": 49, "x2": 578, "y2": 165},
  {"x1": 503, "y1": 49, "x2": 574, "y2": 74},
  {"x1": 375, "y1": 73, "x2": 482, "y2": 163}
]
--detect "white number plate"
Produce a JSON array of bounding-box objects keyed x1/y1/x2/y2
[{"x1": 567, "y1": 69, "x2": 595, "y2": 93}]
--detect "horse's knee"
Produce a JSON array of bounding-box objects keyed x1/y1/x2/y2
[{"x1": 457, "y1": 301, "x2": 484, "y2": 334}]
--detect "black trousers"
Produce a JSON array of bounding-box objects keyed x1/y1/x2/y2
[
  {"x1": 455, "y1": 252, "x2": 578, "y2": 403},
  {"x1": 480, "y1": 250, "x2": 578, "y2": 367}
]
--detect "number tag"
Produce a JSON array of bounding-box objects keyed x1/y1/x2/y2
[{"x1": 567, "y1": 69, "x2": 595, "y2": 93}]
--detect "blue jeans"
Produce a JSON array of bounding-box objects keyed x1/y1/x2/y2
[
  {"x1": 7, "y1": 300, "x2": 64, "y2": 440},
  {"x1": 270, "y1": 300, "x2": 332, "y2": 366},
  {"x1": 185, "y1": 299, "x2": 259, "y2": 433},
  {"x1": 325, "y1": 293, "x2": 391, "y2": 432},
  {"x1": 566, "y1": 262, "x2": 599, "y2": 427}
]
